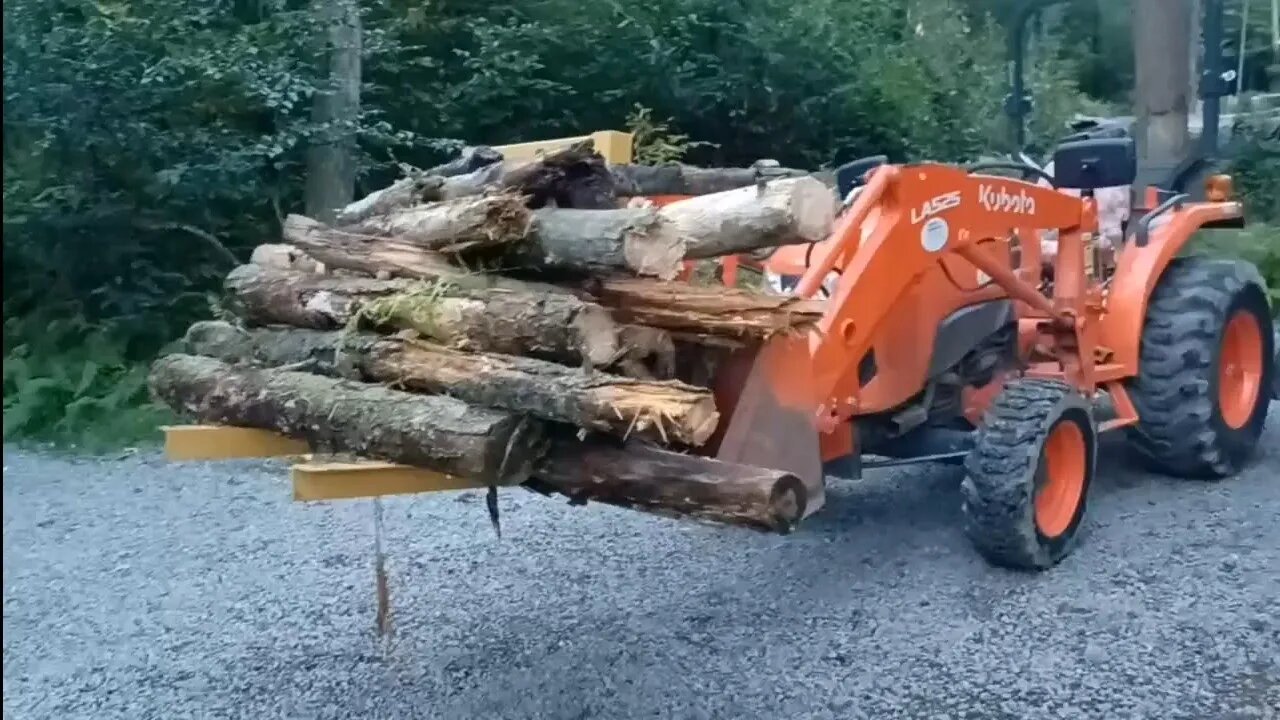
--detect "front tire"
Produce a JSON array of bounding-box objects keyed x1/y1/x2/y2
[
  {"x1": 1126, "y1": 257, "x2": 1274, "y2": 478},
  {"x1": 961, "y1": 379, "x2": 1097, "y2": 571}
]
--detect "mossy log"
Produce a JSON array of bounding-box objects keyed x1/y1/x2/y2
[
  {"x1": 151, "y1": 353, "x2": 805, "y2": 532},
  {"x1": 222, "y1": 264, "x2": 674, "y2": 375},
  {"x1": 182, "y1": 321, "x2": 717, "y2": 446},
  {"x1": 276, "y1": 230, "x2": 825, "y2": 341},
  {"x1": 149, "y1": 354, "x2": 547, "y2": 484}
]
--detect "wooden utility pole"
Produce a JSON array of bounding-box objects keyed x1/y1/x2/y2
[{"x1": 1133, "y1": 0, "x2": 1193, "y2": 186}]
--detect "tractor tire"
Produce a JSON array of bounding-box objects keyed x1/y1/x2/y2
[
  {"x1": 961, "y1": 378, "x2": 1096, "y2": 571},
  {"x1": 1126, "y1": 257, "x2": 1274, "y2": 478}
]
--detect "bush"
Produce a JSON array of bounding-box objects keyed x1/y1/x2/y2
[{"x1": 2, "y1": 312, "x2": 176, "y2": 451}]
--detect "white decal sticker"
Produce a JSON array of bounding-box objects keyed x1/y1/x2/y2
[
  {"x1": 911, "y1": 190, "x2": 962, "y2": 225},
  {"x1": 978, "y1": 183, "x2": 1036, "y2": 215},
  {"x1": 921, "y1": 217, "x2": 949, "y2": 253}
]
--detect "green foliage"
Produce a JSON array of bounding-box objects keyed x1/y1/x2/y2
[
  {"x1": 2, "y1": 0, "x2": 1106, "y2": 447},
  {"x1": 1222, "y1": 109, "x2": 1280, "y2": 306},
  {"x1": 2, "y1": 313, "x2": 176, "y2": 451},
  {"x1": 626, "y1": 105, "x2": 716, "y2": 165}
]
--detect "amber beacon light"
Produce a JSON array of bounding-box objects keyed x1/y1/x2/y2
[{"x1": 1205, "y1": 174, "x2": 1234, "y2": 202}]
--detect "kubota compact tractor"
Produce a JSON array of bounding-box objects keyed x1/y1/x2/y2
[{"x1": 702, "y1": 131, "x2": 1273, "y2": 570}]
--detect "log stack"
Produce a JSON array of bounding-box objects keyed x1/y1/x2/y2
[{"x1": 150, "y1": 141, "x2": 837, "y2": 534}]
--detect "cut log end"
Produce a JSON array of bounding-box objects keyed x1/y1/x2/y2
[{"x1": 622, "y1": 214, "x2": 687, "y2": 281}]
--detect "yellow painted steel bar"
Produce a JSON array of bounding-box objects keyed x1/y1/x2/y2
[
  {"x1": 161, "y1": 425, "x2": 488, "y2": 500},
  {"x1": 493, "y1": 130, "x2": 633, "y2": 164}
]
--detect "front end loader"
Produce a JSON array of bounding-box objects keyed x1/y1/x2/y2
[{"x1": 702, "y1": 134, "x2": 1273, "y2": 570}]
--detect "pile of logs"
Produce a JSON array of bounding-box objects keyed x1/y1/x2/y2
[{"x1": 150, "y1": 141, "x2": 838, "y2": 533}]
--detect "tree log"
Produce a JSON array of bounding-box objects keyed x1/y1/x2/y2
[
  {"x1": 511, "y1": 207, "x2": 685, "y2": 280},
  {"x1": 435, "y1": 140, "x2": 619, "y2": 209},
  {"x1": 149, "y1": 354, "x2": 547, "y2": 484},
  {"x1": 278, "y1": 228, "x2": 825, "y2": 340},
  {"x1": 288, "y1": 209, "x2": 684, "y2": 280},
  {"x1": 333, "y1": 174, "x2": 447, "y2": 227},
  {"x1": 336, "y1": 141, "x2": 617, "y2": 224},
  {"x1": 150, "y1": 353, "x2": 801, "y2": 531},
  {"x1": 657, "y1": 177, "x2": 837, "y2": 259},
  {"x1": 531, "y1": 439, "x2": 807, "y2": 533},
  {"x1": 249, "y1": 243, "x2": 326, "y2": 274},
  {"x1": 583, "y1": 277, "x2": 825, "y2": 340},
  {"x1": 182, "y1": 321, "x2": 717, "y2": 446},
  {"x1": 221, "y1": 264, "x2": 673, "y2": 374},
  {"x1": 340, "y1": 194, "x2": 532, "y2": 255},
  {"x1": 610, "y1": 161, "x2": 815, "y2": 196}
]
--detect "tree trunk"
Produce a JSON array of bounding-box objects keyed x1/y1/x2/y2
[
  {"x1": 657, "y1": 177, "x2": 837, "y2": 259},
  {"x1": 610, "y1": 162, "x2": 814, "y2": 196},
  {"x1": 531, "y1": 439, "x2": 807, "y2": 533},
  {"x1": 221, "y1": 264, "x2": 669, "y2": 373},
  {"x1": 181, "y1": 321, "x2": 717, "y2": 446},
  {"x1": 278, "y1": 226, "x2": 825, "y2": 340},
  {"x1": 150, "y1": 354, "x2": 546, "y2": 484},
  {"x1": 305, "y1": 0, "x2": 362, "y2": 223},
  {"x1": 150, "y1": 353, "x2": 806, "y2": 532},
  {"x1": 1133, "y1": 0, "x2": 1191, "y2": 183}
]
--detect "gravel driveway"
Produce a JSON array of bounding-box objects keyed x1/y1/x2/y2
[{"x1": 4, "y1": 412, "x2": 1278, "y2": 720}]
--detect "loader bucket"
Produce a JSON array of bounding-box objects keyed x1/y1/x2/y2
[{"x1": 709, "y1": 331, "x2": 826, "y2": 518}]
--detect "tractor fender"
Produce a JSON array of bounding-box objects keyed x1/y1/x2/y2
[{"x1": 1096, "y1": 201, "x2": 1247, "y2": 372}]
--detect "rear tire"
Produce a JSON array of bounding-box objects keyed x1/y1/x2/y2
[
  {"x1": 961, "y1": 379, "x2": 1096, "y2": 571},
  {"x1": 1126, "y1": 257, "x2": 1274, "y2": 478}
]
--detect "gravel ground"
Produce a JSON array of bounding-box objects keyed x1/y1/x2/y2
[{"x1": 4, "y1": 412, "x2": 1279, "y2": 720}]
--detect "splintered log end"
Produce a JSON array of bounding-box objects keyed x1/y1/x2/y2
[
  {"x1": 597, "y1": 384, "x2": 721, "y2": 447},
  {"x1": 588, "y1": 277, "x2": 826, "y2": 339}
]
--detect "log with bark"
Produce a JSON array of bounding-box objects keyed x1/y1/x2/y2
[
  {"x1": 277, "y1": 226, "x2": 826, "y2": 341},
  {"x1": 221, "y1": 264, "x2": 675, "y2": 375},
  {"x1": 609, "y1": 160, "x2": 815, "y2": 197},
  {"x1": 658, "y1": 177, "x2": 837, "y2": 259},
  {"x1": 531, "y1": 438, "x2": 807, "y2": 533},
  {"x1": 150, "y1": 353, "x2": 805, "y2": 532},
  {"x1": 287, "y1": 208, "x2": 686, "y2": 280},
  {"x1": 338, "y1": 193, "x2": 533, "y2": 255},
  {"x1": 334, "y1": 140, "x2": 618, "y2": 226},
  {"x1": 182, "y1": 321, "x2": 717, "y2": 446},
  {"x1": 581, "y1": 276, "x2": 825, "y2": 340},
  {"x1": 149, "y1": 353, "x2": 547, "y2": 484}
]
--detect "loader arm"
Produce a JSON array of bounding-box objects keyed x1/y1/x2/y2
[{"x1": 788, "y1": 163, "x2": 1089, "y2": 423}]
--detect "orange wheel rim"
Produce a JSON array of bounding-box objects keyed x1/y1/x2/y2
[
  {"x1": 1219, "y1": 311, "x2": 1264, "y2": 430},
  {"x1": 1034, "y1": 421, "x2": 1087, "y2": 538}
]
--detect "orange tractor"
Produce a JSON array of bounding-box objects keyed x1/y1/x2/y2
[{"x1": 683, "y1": 133, "x2": 1273, "y2": 571}]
